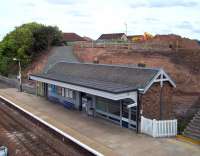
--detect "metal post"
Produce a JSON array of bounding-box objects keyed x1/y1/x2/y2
[
  {"x1": 13, "y1": 58, "x2": 22, "y2": 92},
  {"x1": 120, "y1": 100, "x2": 122, "y2": 127},
  {"x1": 128, "y1": 108, "x2": 131, "y2": 128},
  {"x1": 136, "y1": 90, "x2": 140, "y2": 133},
  {"x1": 92, "y1": 95, "x2": 96, "y2": 117},
  {"x1": 106, "y1": 101, "x2": 109, "y2": 119},
  {"x1": 18, "y1": 60, "x2": 22, "y2": 92}
]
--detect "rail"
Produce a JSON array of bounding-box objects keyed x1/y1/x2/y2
[{"x1": 0, "y1": 95, "x2": 104, "y2": 156}]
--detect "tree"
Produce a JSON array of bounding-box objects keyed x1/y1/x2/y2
[
  {"x1": 0, "y1": 55, "x2": 10, "y2": 76},
  {"x1": 0, "y1": 22, "x2": 62, "y2": 76},
  {"x1": 33, "y1": 25, "x2": 62, "y2": 51}
]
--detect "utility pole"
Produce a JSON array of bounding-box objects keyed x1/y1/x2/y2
[{"x1": 124, "y1": 22, "x2": 127, "y2": 35}]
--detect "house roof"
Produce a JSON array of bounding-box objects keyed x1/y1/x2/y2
[
  {"x1": 62, "y1": 33, "x2": 86, "y2": 42},
  {"x1": 83, "y1": 36, "x2": 93, "y2": 41},
  {"x1": 98, "y1": 33, "x2": 126, "y2": 40},
  {"x1": 30, "y1": 62, "x2": 175, "y2": 94}
]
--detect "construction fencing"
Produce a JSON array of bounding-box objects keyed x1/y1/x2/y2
[
  {"x1": 141, "y1": 116, "x2": 177, "y2": 137},
  {"x1": 76, "y1": 41, "x2": 172, "y2": 52}
]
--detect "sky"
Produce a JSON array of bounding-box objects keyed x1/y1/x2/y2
[{"x1": 0, "y1": 0, "x2": 200, "y2": 40}]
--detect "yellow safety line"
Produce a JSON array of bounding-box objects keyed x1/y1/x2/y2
[{"x1": 176, "y1": 135, "x2": 200, "y2": 145}]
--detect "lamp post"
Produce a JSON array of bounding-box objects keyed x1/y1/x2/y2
[{"x1": 13, "y1": 58, "x2": 22, "y2": 92}]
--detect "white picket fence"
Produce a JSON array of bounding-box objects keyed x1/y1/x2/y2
[{"x1": 141, "y1": 116, "x2": 177, "y2": 137}]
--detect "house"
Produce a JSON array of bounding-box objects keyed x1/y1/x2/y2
[
  {"x1": 153, "y1": 34, "x2": 200, "y2": 49},
  {"x1": 62, "y1": 33, "x2": 86, "y2": 45},
  {"x1": 97, "y1": 33, "x2": 127, "y2": 42},
  {"x1": 127, "y1": 35, "x2": 144, "y2": 42},
  {"x1": 29, "y1": 62, "x2": 176, "y2": 132},
  {"x1": 83, "y1": 36, "x2": 93, "y2": 41}
]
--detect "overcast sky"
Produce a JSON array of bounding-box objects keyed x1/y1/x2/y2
[{"x1": 0, "y1": 0, "x2": 200, "y2": 40}]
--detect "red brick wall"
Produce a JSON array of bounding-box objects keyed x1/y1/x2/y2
[{"x1": 141, "y1": 82, "x2": 174, "y2": 120}]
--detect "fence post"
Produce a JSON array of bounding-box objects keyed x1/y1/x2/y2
[
  {"x1": 141, "y1": 116, "x2": 144, "y2": 133},
  {"x1": 152, "y1": 119, "x2": 157, "y2": 137}
]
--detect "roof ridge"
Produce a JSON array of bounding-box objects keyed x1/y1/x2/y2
[{"x1": 54, "y1": 61, "x2": 161, "y2": 71}]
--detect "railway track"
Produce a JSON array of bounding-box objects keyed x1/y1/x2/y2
[{"x1": 0, "y1": 101, "x2": 94, "y2": 156}]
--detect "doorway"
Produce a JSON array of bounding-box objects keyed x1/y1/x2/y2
[
  {"x1": 81, "y1": 93, "x2": 94, "y2": 116},
  {"x1": 121, "y1": 99, "x2": 137, "y2": 129}
]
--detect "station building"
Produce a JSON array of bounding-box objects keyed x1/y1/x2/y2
[{"x1": 29, "y1": 62, "x2": 176, "y2": 132}]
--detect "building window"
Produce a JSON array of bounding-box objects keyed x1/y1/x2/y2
[
  {"x1": 69, "y1": 90, "x2": 73, "y2": 98},
  {"x1": 61, "y1": 88, "x2": 65, "y2": 97},
  {"x1": 64, "y1": 88, "x2": 73, "y2": 99},
  {"x1": 56, "y1": 86, "x2": 62, "y2": 96},
  {"x1": 50, "y1": 84, "x2": 56, "y2": 93},
  {"x1": 65, "y1": 88, "x2": 69, "y2": 97}
]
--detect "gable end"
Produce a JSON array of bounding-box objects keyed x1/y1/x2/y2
[{"x1": 142, "y1": 69, "x2": 176, "y2": 94}]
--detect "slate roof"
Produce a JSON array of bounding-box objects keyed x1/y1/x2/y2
[
  {"x1": 98, "y1": 33, "x2": 125, "y2": 40},
  {"x1": 62, "y1": 33, "x2": 86, "y2": 42},
  {"x1": 31, "y1": 62, "x2": 161, "y2": 94}
]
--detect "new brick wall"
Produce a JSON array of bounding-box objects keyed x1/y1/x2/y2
[{"x1": 141, "y1": 82, "x2": 174, "y2": 120}]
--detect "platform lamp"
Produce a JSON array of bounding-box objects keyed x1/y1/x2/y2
[{"x1": 13, "y1": 58, "x2": 22, "y2": 92}]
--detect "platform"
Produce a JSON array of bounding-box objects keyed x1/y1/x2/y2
[{"x1": 0, "y1": 83, "x2": 200, "y2": 156}]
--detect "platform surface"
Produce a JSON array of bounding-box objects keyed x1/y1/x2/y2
[{"x1": 0, "y1": 83, "x2": 200, "y2": 156}]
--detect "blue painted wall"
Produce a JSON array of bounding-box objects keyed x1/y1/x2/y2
[{"x1": 47, "y1": 84, "x2": 75, "y2": 109}]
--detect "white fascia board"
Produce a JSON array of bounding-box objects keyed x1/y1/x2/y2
[
  {"x1": 30, "y1": 75, "x2": 138, "y2": 101},
  {"x1": 127, "y1": 103, "x2": 137, "y2": 108},
  {"x1": 161, "y1": 70, "x2": 176, "y2": 88},
  {"x1": 142, "y1": 70, "x2": 162, "y2": 94},
  {"x1": 142, "y1": 69, "x2": 176, "y2": 94}
]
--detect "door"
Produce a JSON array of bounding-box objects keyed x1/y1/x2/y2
[{"x1": 81, "y1": 96, "x2": 94, "y2": 116}]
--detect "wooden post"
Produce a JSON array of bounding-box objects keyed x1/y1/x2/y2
[
  {"x1": 152, "y1": 119, "x2": 157, "y2": 137},
  {"x1": 159, "y1": 71, "x2": 164, "y2": 120},
  {"x1": 160, "y1": 83, "x2": 163, "y2": 120}
]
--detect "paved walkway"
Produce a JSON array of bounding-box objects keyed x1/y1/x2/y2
[
  {"x1": 43, "y1": 46, "x2": 79, "y2": 72},
  {"x1": 0, "y1": 83, "x2": 199, "y2": 156}
]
